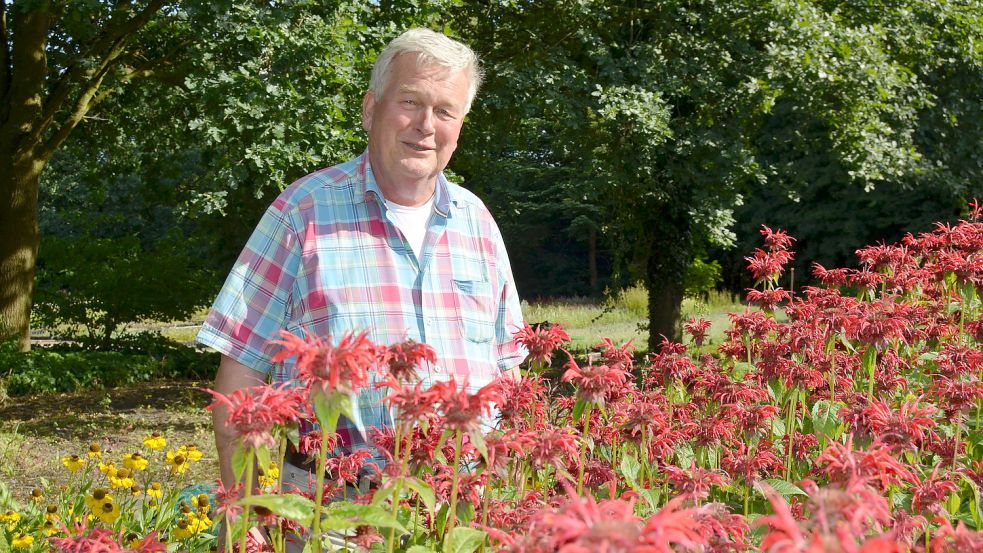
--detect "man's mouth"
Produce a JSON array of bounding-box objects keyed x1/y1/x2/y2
[{"x1": 405, "y1": 143, "x2": 433, "y2": 152}]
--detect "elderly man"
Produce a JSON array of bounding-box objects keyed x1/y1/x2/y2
[{"x1": 198, "y1": 28, "x2": 526, "y2": 550}]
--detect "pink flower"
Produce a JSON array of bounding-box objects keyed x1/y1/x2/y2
[
  {"x1": 272, "y1": 330, "x2": 382, "y2": 396},
  {"x1": 428, "y1": 376, "x2": 502, "y2": 433},
  {"x1": 206, "y1": 383, "x2": 308, "y2": 450},
  {"x1": 513, "y1": 322, "x2": 571, "y2": 366},
  {"x1": 684, "y1": 318, "x2": 712, "y2": 347},
  {"x1": 561, "y1": 354, "x2": 628, "y2": 405},
  {"x1": 213, "y1": 479, "x2": 244, "y2": 522},
  {"x1": 381, "y1": 339, "x2": 437, "y2": 382},
  {"x1": 639, "y1": 494, "x2": 709, "y2": 551}
]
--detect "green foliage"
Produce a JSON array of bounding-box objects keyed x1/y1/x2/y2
[{"x1": 0, "y1": 335, "x2": 216, "y2": 398}]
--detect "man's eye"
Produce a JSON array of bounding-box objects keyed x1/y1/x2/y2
[{"x1": 402, "y1": 99, "x2": 416, "y2": 106}]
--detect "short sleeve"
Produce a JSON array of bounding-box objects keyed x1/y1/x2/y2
[
  {"x1": 196, "y1": 200, "x2": 302, "y2": 374},
  {"x1": 492, "y1": 226, "x2": 528, "y2": 372}
]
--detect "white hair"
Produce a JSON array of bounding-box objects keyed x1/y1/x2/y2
[{"x1": 370, "y1": 28, "x2": 484, "y2": 113}]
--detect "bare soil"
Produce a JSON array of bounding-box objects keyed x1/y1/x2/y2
[{"x1": 0, "y1": 380, "x2": 219, "y2": 498}]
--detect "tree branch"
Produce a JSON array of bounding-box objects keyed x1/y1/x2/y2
[
  {"x1": 37, "y1": 36, "x2": 127, "y2": 162},
  {"x1": 32, "y1": 0, "x2": 165, "y2": 144}
]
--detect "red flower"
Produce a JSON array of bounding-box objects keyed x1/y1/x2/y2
[
  {"x1": 380, "y1": 378, "x2": 440, "y2": 424},
  {"x1": 513, "y1": 322, "x2": 571, "y2": 366},
  {"x1": 213, "y1": 479, "x2": 244, "y2": 522},
  {"x1": 911, "y1": 466, "x2": 958, "y2": 516},
  {"x1": 528, "y1": 426, "x2": 580, "y2": 471},
  {"x1": 272, "y1": 330, "x2": 382, "y2": 397},
  {"x1": 381, "y1": 339, "x2": 437, "y2": 382},
  {"x1": 530, "y1": 491, "x2": 643, "y2": 552},
  {"x1": 325, "y1": 448, "x2": 375, "y2": 485},
  {"x1": 760, "y1": 225, "x2": 796, "y2": 251},
  {"x1": 206, "y1": 383, "x2": 307, "y2": 450},
  {"x1": 428, "y1": 376, "x2": 502, "y2": 433},
  {"x1": 814, "y1": 436, "x2": 917, "y2": 492},
  {"x1": 684, "y1": 318, "x2": 712, "y2": 347},
  {"x1": 561, "y1": 354, "x2": 628, "y2": 405},
  {"x1": 745, "y1": 248, "x2": 794, "y2": 282},
  {"x1": 639, "y1": 494, "x2": 709, "y2": 551},
  {"x1": 746, "y1": 288, "x2": 792, "y2": 312}
]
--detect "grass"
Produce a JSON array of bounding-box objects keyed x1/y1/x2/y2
[{"x1": 523, "y1": 285, "x2": 744, "y2": 351}]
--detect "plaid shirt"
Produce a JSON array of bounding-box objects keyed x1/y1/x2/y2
[{"x1": 197, "y1": 152, "x2": 526, "y2": 462}]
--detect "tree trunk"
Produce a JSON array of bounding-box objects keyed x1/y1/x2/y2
[
  {"x1": 645, "y1": 206, "x2": 692, "y2": 350},
  {"x1": 0, "y1": 153, "x2": 43, "y2": 351}
]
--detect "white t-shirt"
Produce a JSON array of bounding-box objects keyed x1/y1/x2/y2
[{"x1": 385, "y1": 193, "x2": 435, "y2": 260}]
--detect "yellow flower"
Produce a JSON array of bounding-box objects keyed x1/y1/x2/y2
[
  {"x1": 29, "y1": 488, "x2": 44, "y2": 503},
  {"x1": 87, "y1": 443, "x2": 103, "y2": 458},
  {"x1": 109, "y1": 468, "x2": 135, "y2": 489},
  {"x1": 178, "y1": 444, "x2": 203, "y2": 462},
  {"x1": 98, "y1": 501, "x2": 120, "y2": 524},
  {"x1": 173, "y1": 511, "x2": 212, "y2": 540},
  {"x1": 12, "y1": 533, "x2": 34, "y2": 548},
  {"x1": 122, "y1": 452, "x2": 149, "y2": 471},
  {"x1": 98, "y1": 461, "x2": 118, "y2": 477},
  {"x1": 43, "y1": 520, "x2": 59, "y2": 536},
  {"x1": 129, "y1": 484, "x2": 142, "y2": 497},
  {"x1": 259, "y1": 462, "x2": 280, "y2": 489},
  {"x1": 146, "y1": 482, "x2": 163, "y2": 499},
  {"x1": 143, "y1": 432, "x2": 166, "y2": 450},
  {"x1": 191, "y1": 493, "x2": 210, "y2": 513},
  {"x1": 62, "y1": 454, "x2": 85, "y2": 472},
  {"x1": 126, "y1": 533, "x2": 142, "y2": 548},
  {"x1": 165, "y1": 450, "x2": 190, "y2": 475},
  {"x1": 85, "y1": 489, "x2": 113, "y2": 512},
  {"x1": 0, "y1": 509, "x2": 21, "y2": 524},
  {"x1": 45, "y1": 505, "x2": 59, "y2": 522}
]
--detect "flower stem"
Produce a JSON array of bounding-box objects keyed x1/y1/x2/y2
[
  {"x1": 577, "y1": 403, "x2": 594, "y2": 496},
  {"x1": 238, "y1": 449, "x2": 255, "y2": 553},
  {"x1": 445, "y1": 430, "x2": 464, "y2": 541},
  {"x1": 310, "y1": 429, "x2": 331, "y2": 553}
]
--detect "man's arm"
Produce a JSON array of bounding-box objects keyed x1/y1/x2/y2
[
  {"x1": 212, "y1": 355, "x2": 267, "y2": 488},
  {"x1": 503, "y1": 365, "x2": 521, "y2": 382}
]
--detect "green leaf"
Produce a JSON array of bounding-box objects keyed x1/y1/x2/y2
[
  {"x1": 572, "y1": 397, "x2": 588, "y2": 421},
  {"x1": 620, "y1": 454, "x2": 640, "y2": 487},
  {"x1": 312, "y1": 390, "x2": 353, "y2": 434},
  {"x1": 675, "y1": 443, "x2": 694, "y2": 468},
  {"x1": 755, "y1": 479, "x2": 808, "y2": 498},
  {"x1": 402, "y1": 476, "x2": 437, "y2": 518},
  {"x1": 238, "y1": 493, "x2": 314, "y2": 527},
  {"x1": 323, "y1": 502, "x2": 407, "y2": 533},
  {"x1": 406, "y1": 546, "x2": 437, "y2": 553},
  {"x1": 468, "y1": 428, "x2": 488, "y2": 465},
  {"x1": 442, "y1": 527, "x2": 487, "y2": 553},
  {"x1": 231, "y1": 446, "x2": 249, "y2": 483},
  {"x1": 255, "y1": 444, "x2": 271, "y2": 475}
]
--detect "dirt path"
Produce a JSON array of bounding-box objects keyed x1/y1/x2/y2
[{"x1": 0, "y1": 380, "x2": 219, "y2": 498}]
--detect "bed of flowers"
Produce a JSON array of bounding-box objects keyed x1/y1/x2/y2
[{"x1": 4, "y1": 203, "x2": 983, "y2": 552}]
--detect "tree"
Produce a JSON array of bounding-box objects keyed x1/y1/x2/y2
[
  {"x1": 0, "y1": 0, "x2": 178, "y2": 351},
  {"x1": 28, "y1": 1, "x2": 454, "y2": 343},
  {"x1": 453, "y1": 0, "x2": 945, "y2": 349}
]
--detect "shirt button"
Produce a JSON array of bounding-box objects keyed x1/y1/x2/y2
[{"x1": 433, "y1": 365, "x2": 442, "y2": 373}]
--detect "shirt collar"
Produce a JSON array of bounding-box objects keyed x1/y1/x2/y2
[{"x1": 357, "y1": 150, "x2": 455, "y2": 217}]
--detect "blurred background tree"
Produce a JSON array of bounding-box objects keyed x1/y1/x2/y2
[{"x1": 4, "y1": 0, "x2": 981, "y2": 352}]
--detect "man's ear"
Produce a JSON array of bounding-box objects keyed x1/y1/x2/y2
[{"x1": 361, "y1": 92, "x2": 375, "y2": 132}]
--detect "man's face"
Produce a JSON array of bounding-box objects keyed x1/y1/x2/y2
[{"x1": 362, "y1": 53, "x2": 470, "y2": 200}]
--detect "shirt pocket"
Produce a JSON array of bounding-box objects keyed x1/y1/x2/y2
[{"x1": 453, "y1": 278, "x2": 495, "y2": 343}]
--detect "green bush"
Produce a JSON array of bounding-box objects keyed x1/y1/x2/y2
[{"x1": 0, "y1": 335, "x2": 217, "y2": 398}]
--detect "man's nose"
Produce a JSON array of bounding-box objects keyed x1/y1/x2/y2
[{"x1": 415, "y1": 108, "x2": 435, "y2": 135}]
